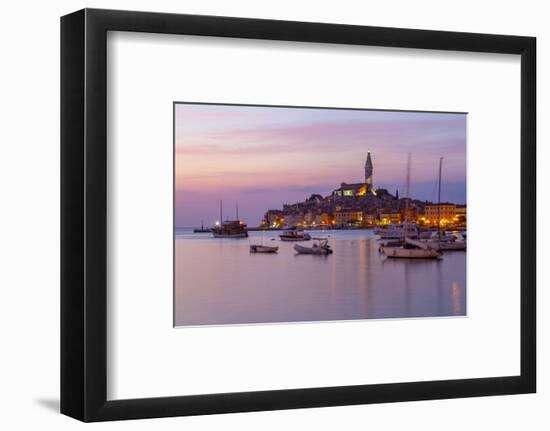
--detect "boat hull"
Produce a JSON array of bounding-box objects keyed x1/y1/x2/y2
[
  {"x1": 376, "y1": 224, "x2": 419, "y2": 240},
  {"x1": 381, "y1": 247, "x2": 441, "y2": 259},
  {"x1": 429, "y1": 241, "x2": 466, "y2": 251},
  {"x1": 250, "y1": 245, "x2": 278, "y2": 253},
  {"x1": 294, "y1": 244, "x2": 332, "y2": 255},
  {"x1": 380, "y1": 246, "x2": 442, "y2": 259}
]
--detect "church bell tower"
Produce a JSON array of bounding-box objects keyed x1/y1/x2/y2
[{"x1": 365, "y1": 150, "x2": 374, "y2": 193}]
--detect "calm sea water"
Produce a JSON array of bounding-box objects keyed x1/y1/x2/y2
[{"x1": 174, "y1": 228, "x2": 466, "y2": 326}]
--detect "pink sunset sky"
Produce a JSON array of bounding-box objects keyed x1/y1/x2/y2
[{"x1": 175, "y1": 103, "x2": 467, "y2": 227}]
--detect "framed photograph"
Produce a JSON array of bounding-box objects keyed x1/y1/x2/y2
[{"x1": 61, "y1": 8, "x2": 536, "y2": 422}]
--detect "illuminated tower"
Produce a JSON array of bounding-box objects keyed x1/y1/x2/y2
[{"x1": 365, "y1": 150, "x2": 374, "y2": 193}]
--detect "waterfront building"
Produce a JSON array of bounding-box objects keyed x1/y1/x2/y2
[
  {"x1": 263, "y1": 210, "x2": 284, "y2": 228},
  {"x1": 332, "y1": 151, "x2": 376, "y2": 197},
  {"x1": 401, "y1": 206, "x2": 419, "y2": 223},
  {"x1": 362, "y1": 212, "x2": 376, "y2": 225},
  {"x1": 283, "y1": 214, "x2": 305, "y2": 228},
  {"x1": 335, "y1": 210, "x2": 363, "y2": 226},
  {"x1": 455, "y1": 205, "x2": 467, "y2": 223},
  {"x1": 424, "y1": 203, "x2": 456, "y2": 225},
  {"x1": 379, "y1": 212, "x2": 402, "y2": 225},
  {"x1": 320, "y1": 212, "x2": 332, "y2": 225}
]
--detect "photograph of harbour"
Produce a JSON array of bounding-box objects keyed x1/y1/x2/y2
[{"x1": 174, "y1": 103, "x2": 467, "y2": 327}]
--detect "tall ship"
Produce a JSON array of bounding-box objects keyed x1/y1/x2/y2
[
  {"x1": 211, "y1": 201, "x2": 248, "y2": 238},
  {"x1": 211, "y1": 220, "x2": 248, "y2": 238}
]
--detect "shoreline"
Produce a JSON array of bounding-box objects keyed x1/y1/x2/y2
[{"x1": 178, "y1": 225, "x2": 467, "y2": 232}]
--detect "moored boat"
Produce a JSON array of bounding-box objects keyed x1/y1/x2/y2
[
  {"x1": 425, "y1": 233, "x2": 466, "y2": 251},
  {"x1": 430, "y1": 240, "x2": 466, "y2": 251},
  {"x1": 249, "y1": 244, "x2": 278, "y2": 253},
  {"x1": 294, "y1": 239, "x2": 333, "y2": 255},
  {"x1": 380, "y1": 237, "x2": 442, "y2": 259},
  {"x1": 420, "y1": 158, "x2": 466, "y2": 252},
  {"x1": 375, "y1": 222, "x2": 419, "y2": 239},
  {"x1": 279, "y1": 229, "x2": 311, "y2": 241},
  {"x1": 212, "y1": 200, "x2": 248, "y2": 238},
  {"x1": 211, "y1": 220, "x2": 248, "y2": 238}
]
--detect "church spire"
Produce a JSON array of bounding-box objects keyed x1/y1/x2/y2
[{"x1": 365, "y1": 150, "x2": 374, "y2": 193}]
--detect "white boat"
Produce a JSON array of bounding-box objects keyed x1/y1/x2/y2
[
  {"x1": 420, "y1": 159, "x2": 466, "y2": 252},
  {"x1": 280, "y1": 229, "x2": 311, "y2": 241},
  {"x1": 426, "y1": 233, "x2": 466, "y2": 251},
  {"x1": 376, "y1": 222, "x2": 419, "y2": 239},
  {"x1": 249, "y1": 245, "x2": 278, "y2": 253},
  {"x1": 418, "y1": 229, "x2": 437, "y2": 239},
  {"x1": 380, "y1": 237, "x2": 442, "y2": 259},
  {"x1": 378, "y1": 154, "x2": 442, "y2": 260},
  {"x1": 294, "y1": 239, "x2": 333, "y2": 255}
]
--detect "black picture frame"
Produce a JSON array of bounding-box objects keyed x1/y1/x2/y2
[{"x1": 61, "y1": 8, "x2": 536, "y2": 422}]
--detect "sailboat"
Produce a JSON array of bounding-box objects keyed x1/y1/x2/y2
[
  {"x1": 375, "y1": 223, "x2": 418, "y2": 240},
  {"x1": 380, "y1": 154, "x2": 443, "y2": 259},
  {"x1": 424, "y1": 157, "x2": 466, "y2": 251},
  {"x1": 380, "y1": 237, "x2": 441, "y2": 259},
  {"x1": 211, "y1": 201, "x2": 248, "y2": 238}
]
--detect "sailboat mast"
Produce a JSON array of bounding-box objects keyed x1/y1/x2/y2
[
  {"x1": 236, "y1": 203, "x2": 239, "y2": 221},
  {"x1": 405, "y1": 153, "x2": 411, "y2": 223},
  {"x1": 438, "y1": 157, "x2": 443, "y2": 239},
  {"x1": 220, "y1": 200, "x2": 223, "y2": 224}
]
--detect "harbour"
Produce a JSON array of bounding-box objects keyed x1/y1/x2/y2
[{"x1": 174, "y1": 228, "x2": 466, "y2": 326}]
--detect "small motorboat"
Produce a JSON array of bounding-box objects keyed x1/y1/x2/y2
[
  {"x1": 279, "y1": 229, "x2": 311, "y2": 241},
  {"x1": 249, "y1": 245, "x2": 278, "y2": 253},
  {"x1": 294, "y1": 239, "x2": 333, "y2": 255},
  {"x1": 375, "y1": 222, "x2": 419, "y2": 239},
  {"x1": 424, "y1": 232, "x2": 466, "y2": 251},
  {"x1": 380, "y1": 237, "x2": 442, "y2": 259}
]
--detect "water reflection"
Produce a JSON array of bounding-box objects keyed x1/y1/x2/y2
[
  {"x1": 451, "y1": 281, "x2": 463, "y2": 315},
  {"x1": 174, "y1": 229, "x2": 467, "y2": 326}
]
